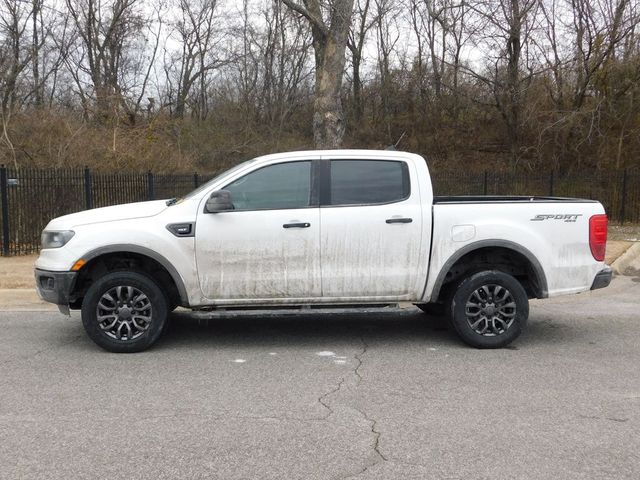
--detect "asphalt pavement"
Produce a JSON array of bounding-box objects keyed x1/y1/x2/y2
[{"x1": 1, "y1": 276, "x2": 639, "y2": 479}]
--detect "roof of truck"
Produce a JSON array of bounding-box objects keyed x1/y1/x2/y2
[{"x1": 253, "y1": 149, "x2": 423, "y2": 162}]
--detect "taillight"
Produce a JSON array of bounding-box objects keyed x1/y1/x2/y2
[{"x1": 589, "y1": 214, "x2": 608, "y2": 261}]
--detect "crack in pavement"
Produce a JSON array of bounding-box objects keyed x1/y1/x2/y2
[
  {"x1": 318, "y1": 377, "x2": 346, "y2": 419},
  {"x1": 319, "y1": 335, "x2": 388, "y2": 480},
  {"x1": 355, "y1": 336, "x2": 387, "y2": 458},
  {"x1": 353, "y1": 337, "x2": 366, "y2": 385},
  {"x1": 338, "y1": 406, "x2": 388, "y2": 480}
]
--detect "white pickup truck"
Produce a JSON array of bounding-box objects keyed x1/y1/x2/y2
[{"x1": 35, "y1": 150, "x2": 612, "y2": 352}]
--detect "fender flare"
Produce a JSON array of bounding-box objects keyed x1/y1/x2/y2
[
  {"x1": 80, "y1": 244, "x2": 189, "y2": 305},
  {"x1": 430, "y1": 239, "x2": 548, "y2": 301}
]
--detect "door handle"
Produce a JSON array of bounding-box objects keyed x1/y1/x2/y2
[
  {"x1": 386, "y1": 217, "x2": 413, "y2": 224},
  {"x1": 283, "y1": 222, "x2": 311, "y2": 228}
]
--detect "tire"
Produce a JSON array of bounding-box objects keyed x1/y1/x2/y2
[
  {"x1": 81, "y1": 271, "x2": 168, "y2": 353},
  {"x1": 449, "y1": 270, "x2": 528, "y2": 349}
]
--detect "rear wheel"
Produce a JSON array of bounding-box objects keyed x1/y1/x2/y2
[
  {"x1": 449, "y1": 270, "x2": 528, "y2": 348},
  {"x1": 81, "y1": 271, "x2": 168, "y2": 353}
]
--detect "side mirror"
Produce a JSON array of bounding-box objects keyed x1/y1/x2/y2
[{"x1": 204, "y1": 190, "x2": 234, "y2": 213}]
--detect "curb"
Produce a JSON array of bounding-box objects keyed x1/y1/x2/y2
[{"x1": 611, "y1": 242, "x2": 640, "y2": 276}]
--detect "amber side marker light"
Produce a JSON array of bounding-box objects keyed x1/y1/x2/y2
[{"x1": 71, "y1": 259, "x2": 86, "y2": 271}]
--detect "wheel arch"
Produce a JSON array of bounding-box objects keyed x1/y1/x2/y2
[
  {"x1": 430, "y1": 240, "x2": 548, "y2": 302},
  {"x1": 71, "y1": 245, "x2": 189, "y2": 307}
]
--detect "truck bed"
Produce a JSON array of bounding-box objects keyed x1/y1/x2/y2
[{"x1": 433, "y1": 195, "x2": 597, "y2": 204}]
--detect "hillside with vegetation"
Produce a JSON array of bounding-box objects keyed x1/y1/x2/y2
[{"x1": 1, "y1": 0, "x2": 639, "y2": 175}]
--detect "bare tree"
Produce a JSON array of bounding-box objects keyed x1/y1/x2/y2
[
  {"x1": 373, "y1": 0, "x2": 399, "y2": 133},
  {"x1": 30, "y1": 0, "x2": 43, "y2": 105},
  {"x1": 447, "y1": 0, "x2": 471, "y2": 116},
  {"x1": 347, "y1": 0, "x2": 376, "y2": 120},
  {"x1": 570, "y1": 0, "x2": 635, "y2": 110},
  {"x1": 0, "y1": 0, "x2": 35, "y2": 167},
  {"x1": 529, "y1": 0, "x2": 640, "y2": 168},
  {"x1": 65, "y1": 0, "x2": 146, "y2": 122},
  {"x1": 281, "y1": 0, "x2": 355, "y2": 148},
  {"x1": 222, "y1": 0, "x2": 312, "y2": 144},
  {"x1": 408, "y1": 0, "x2": 427, "y2": 109},
  {"x1": 164, "y1": 0, "x2": 224, "y2": 120},
  {"x1": 463, "y1": 0, "x2": 539, "y2": 165},
  {"x1": 0, "y1": 0, "x2": 33, "y2": 114},
  {"x1": 258, "y1": 1, "x2": 312, "y2": 130},
  {"x1": 407, "y1": 0, "x2": 472, "y2": 117},
  {"x1": 420, "y1": 0, "x2": 447, "y2": 99}
]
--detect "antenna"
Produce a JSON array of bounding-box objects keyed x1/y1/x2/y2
[{"x1": 385, "y1": 131, "x2": 407, "y2": 150}]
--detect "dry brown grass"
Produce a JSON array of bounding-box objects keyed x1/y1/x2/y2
[
  {"x1": 0, "y1": 254, "x2": 37, "y2": 288},
  {"x1": 608, "y1": 224, "x2": 640, "y2": 242},
  {"x1": 3, "y1": 109, "x2": 315, "y2": 174}
]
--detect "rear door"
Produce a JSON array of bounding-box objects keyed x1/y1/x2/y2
[{"x1": 319, "y1": 157, "x2": 424, "y2": 300}]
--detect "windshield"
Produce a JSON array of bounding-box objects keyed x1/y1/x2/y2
[{"x1": 180, "y1": 158, "x2": 256, "y2": 201}]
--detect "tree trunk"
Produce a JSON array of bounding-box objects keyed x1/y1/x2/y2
[
  {"x1": 506, "y1": 0, "x2": 522, "y2": 165},
  {"x1": 32, "y1": 0, "x2": 43, "y2": 107},
  {"x1": 352, "y1": 53, "x2": 363, "y2": 121},
  {"x1": 281, "y1": 0, "x2": 354, "y2": 149},
  {"x1": 313, "y1": 37, "x2": 348, "y2": 148}
]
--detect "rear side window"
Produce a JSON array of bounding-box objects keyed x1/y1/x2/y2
[{"x1": 329, "y1": 160, "x2": 410, "y2": 206}]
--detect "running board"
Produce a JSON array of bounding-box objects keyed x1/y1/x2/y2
[{"x1": 192, "y1": 303, "x2": 400, "y2": 312}]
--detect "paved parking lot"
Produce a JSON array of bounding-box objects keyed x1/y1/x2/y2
[{"x1": 1, "y1": 276, "x2": 639, "y2": 479}]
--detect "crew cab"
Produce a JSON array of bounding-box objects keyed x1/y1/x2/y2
[{"x1": 35, "y1": 150, "x2": 612, "y2": 352}]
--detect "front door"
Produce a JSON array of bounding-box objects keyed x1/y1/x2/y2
[
  {"x1": 195, "y1": 160, "x2": 321, "y2": 301},
  {"x1": 320, "y1": 158, "x2": 424, "y2": 300}
]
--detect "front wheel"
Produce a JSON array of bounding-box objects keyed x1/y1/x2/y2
[
  {"x1": 81, "y1": 271, "x2": 168, "y2": 353},
  {"x1": 449, "y1": 270, "x2": 528, "y2": 349}
]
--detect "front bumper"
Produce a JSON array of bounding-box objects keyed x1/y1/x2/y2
[
  {"x1": 590, "y1": 266, "x2": 613, "y2": 291},
  {"x1": 34, "y1": 268, "x2": 77, "y2": 307}
]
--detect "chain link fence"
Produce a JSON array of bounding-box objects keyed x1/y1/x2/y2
[{"x1": 1, "y1": 164, "x2": 638, "y2": 256}]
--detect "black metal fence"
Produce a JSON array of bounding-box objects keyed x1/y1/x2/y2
[{"x1": 1, "y1": 164, "x2": 638, "y2": 256}]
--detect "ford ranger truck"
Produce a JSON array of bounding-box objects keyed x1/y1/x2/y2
[{"x1": 35, "y1": 150, "x2": 612, "y2": 352}]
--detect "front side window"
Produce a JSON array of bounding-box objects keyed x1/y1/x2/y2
[
  {"x1": 329, "y1": 160, "x2": 410, "y2": 206},
  {"x1": 224, "y1": 161, "x2": 311, "y2": 210}
]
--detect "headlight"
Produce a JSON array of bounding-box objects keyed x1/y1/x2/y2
[{"x1": 41, "y1": 230, "x2": 75, "y2": 249}]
